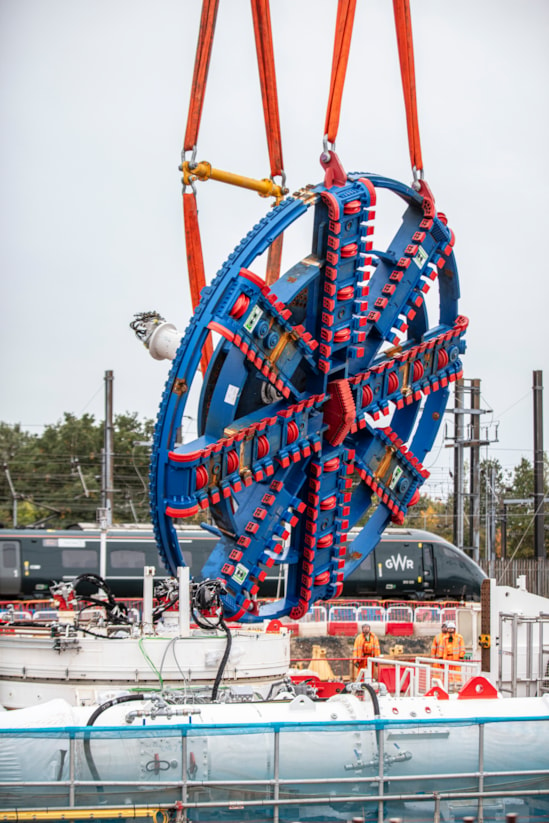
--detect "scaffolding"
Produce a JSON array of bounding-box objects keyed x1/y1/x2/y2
[{"x1": 497, "y1": 610, "x2": 549, "y2": 697}]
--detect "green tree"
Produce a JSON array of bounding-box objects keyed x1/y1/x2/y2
[
  {"x1": 502, "y1": 456, "x2": 549, "y2": 558},
  {"x1": 0, "y1": 413, "x2": 155, "y2": 527},
  {"x1": 404, "y1": 495, "x2": 453, "y2": 542},
  {"x1": 0, "y1": 422, "x2": 43, "y2": 526}
]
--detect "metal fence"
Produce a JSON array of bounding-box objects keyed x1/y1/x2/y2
[
  {"x1": 479, "y1": 557, "x2": 549, "y2": 598},
  {"x1": 1, "y1": 715, "x2": 548, "y2": 822}
]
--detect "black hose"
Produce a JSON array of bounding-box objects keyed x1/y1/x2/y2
[
  {"x1": 84, "y1": 693, "x2": 146, "y2": 794},
  {"x1": 211, "y1": 617, "x2": 232, "y2": 702},
  {"x1": 363, "y1": 682, "x2": 380, "y2": 716},
  {"x1": 152, "y1": 593, "x2": 179, "y2": 622},
  {"x1": 73, "y1": 574, "x2": 129, "y2": 625},
  {"x1": 190, "y1": 579, "x2": 232, "y2": 701},
  {"x1": 362, "y1": 681, "x2": 382, "y2": 758}
]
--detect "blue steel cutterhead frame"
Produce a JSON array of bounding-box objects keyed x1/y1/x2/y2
[{"x1": 149, "y1": 173, "x2": 467, "y2": 621}]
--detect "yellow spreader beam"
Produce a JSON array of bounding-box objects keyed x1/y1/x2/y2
[{"x1": 180, "y1": 160, "x2": 287, "y2": 201}]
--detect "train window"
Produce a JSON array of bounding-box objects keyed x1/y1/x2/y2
[
  {"x1": 436, "y1": 544, "x2": 464, "y2": 574},
  {"x1": 110, "y1": 550, "x2": 147, "y2": 570},
  {"x1": 0, "y1": 542, "x2": 17, "y2": 568},
  {"x1": 359, "y1": 553, "x2": 373, "y2": 571},
  {"x1": 62, "y1": 549, "x2": 98, "y2": 569}
]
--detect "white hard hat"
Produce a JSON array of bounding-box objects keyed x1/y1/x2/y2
[{"x1": 446, "y1": 620, "x2": 456, "y2": 630}]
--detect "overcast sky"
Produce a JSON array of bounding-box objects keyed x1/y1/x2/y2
[{"x1": 1, "y1": 0, "x2": 548, "y2": 500}]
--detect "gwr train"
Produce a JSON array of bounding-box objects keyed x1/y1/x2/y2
[{"x1": 0, "y1": 525, "x2": 485, "y2": 602}]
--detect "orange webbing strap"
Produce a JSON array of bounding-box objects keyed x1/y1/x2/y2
[
  {"x1": 183, "y1": 192, "x2": 213, "y2": 375},
  {"x1": 183, "y1": 0, "x2": 219, "y2": 153},
  {"x1": 265, "y1": 235, "x2": 283, "y2": 287},
  {"x1": 324, "y1": 0, "x2": 357, "y2": 146},
  {"x1": 251, "y1": 0, "x2": 284, "y2": 286},
  {"x1": 251, "y1": 0, "x2": 284, "y2": 179},
  {"x1": 393, "y1": 0, "x2": 423, "y2": 175},
  {"x1": 182, "y1": 0, "x2": 218, "y2": 375}
]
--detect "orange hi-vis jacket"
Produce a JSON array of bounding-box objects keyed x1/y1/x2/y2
[
  {"x1": 430, "y1": 632, "x2": 446, "y2": 659},
  {"x1": 353, "y1": 631, "x2": 380, "y2": 669},
  {"x1": 439, "y1": 632, "x2": 465, "y2": 661}
]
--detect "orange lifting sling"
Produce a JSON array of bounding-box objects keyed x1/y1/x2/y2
[{"x1": 182, "y1": 0, "x2": 425, "y2": 375}]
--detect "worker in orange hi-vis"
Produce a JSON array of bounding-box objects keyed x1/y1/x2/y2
[
  {"x1": 439, "y1": 620, "x2": 466, "y2": 685},
  {"x1": 353, "y1": 623, "x2": 381, "y2": 676},
  {"x1": 430, "y1": 621, "x2": 448, "y2": 666}
]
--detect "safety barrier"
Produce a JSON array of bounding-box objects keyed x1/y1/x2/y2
[
  {"x1": 356, "y1": 604, "x2": 386, "y2": 624},
  {"x1": 0, "y1": 608, "x2": 32, "y2": 622},
  {"x1": 299, "y1": 604, "x2": 328, "y2": 623},
  {"x1": 0, "y1": 599, "x2": 468, "y2": 641},
  {"x1": 1, "y1": 714, "x2": 547, "y2": 821},
  {"x1": 359, "y1": 655, "x2": 482, "y2": 697},
  {"x1": 414, "y1": 605, "x2": 442, "y2": 622}
]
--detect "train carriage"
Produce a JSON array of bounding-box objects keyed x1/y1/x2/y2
[{"x1": 0, "y1": 526, "x2": 485, "y2": 603}]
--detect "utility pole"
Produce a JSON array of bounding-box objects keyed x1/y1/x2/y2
[
  {"x1": 98, "y1": 370, "x2": 114, "y2": 580},
  {"x1": 453, "y1": 379, "x2": 465, "y2": 550},
  {"x1": 486, "y1": 462, "x2": 497, "y2": 568},
  {"x1": 447, "y1": 378, "x2": 496, "y2": 561},
  {"x1": 103, "y1": 370, "x2": 114, "y2": 527},
  {"x1": 533, "y1": 370, "x2": 546, "y2": 559},
  {"x1": 501, "y1": 500, "x2": 507, "y2": 559},
  {"x1": 469, "y1": 378, "x2": 481, "y2": 564}
]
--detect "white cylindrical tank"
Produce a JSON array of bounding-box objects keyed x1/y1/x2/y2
[{"x1": 1, "y1": 692, "x2": 548, "y2": 811}]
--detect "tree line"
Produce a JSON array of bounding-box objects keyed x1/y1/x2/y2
[
  {"x1": 389, "y1": 455, "x2": 548, "y2": 559},
  {"x1": 0, "y1": 413, "x2": 154, "y2": 528},
  {"x1": 0, "y1": 415, "x2": 547, "y2": 558}
]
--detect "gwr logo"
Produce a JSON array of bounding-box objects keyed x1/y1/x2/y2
[{"x1": 385, "y1": 554, "x2": 414, "y2": 571}]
